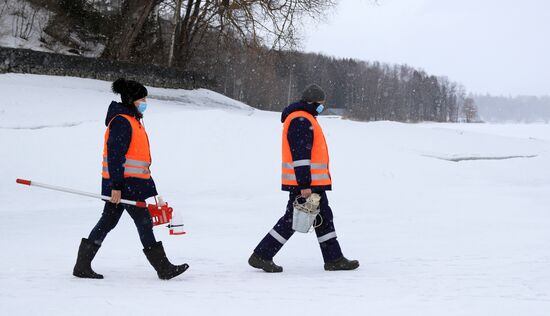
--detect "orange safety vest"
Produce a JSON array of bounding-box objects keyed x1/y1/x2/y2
[
  {"x1": 102, "y1": 114, "x2": 152, "y2": 179},
  {"x1": 282, "y1": 111, "x2": 331, "y2": 187}
]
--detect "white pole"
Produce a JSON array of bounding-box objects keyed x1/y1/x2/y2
[{"x1": 16, "y1": 179, "x2": 146, "y2": 207}]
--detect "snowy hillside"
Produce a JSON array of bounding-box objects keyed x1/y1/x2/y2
[
  {"x1": 1, "y1": 74, "x2": 549, "y2": 315},
  {"x1": 0, "y1": 1, "x2": 47, "y2": 50},
  {"x1": 0, "y1": 0, "x2": 103, "y2": 56}
]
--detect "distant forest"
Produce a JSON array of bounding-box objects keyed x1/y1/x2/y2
[
  {"x1": 204, "y1": 48, "x2": 476, "y2": 123},
  {"x1": 3, "y1": 0, "x2": 480, "y2": 122},
  {"x1": 475, "y1": 95, "x2": 550, "y2": 123}
]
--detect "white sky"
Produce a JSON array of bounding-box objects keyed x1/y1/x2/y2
[{"x1": 302, "y1": 0, "x2": 549, "y2": 96}]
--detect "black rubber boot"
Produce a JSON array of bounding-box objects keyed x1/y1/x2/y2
[
  {"x1": 143, "y1": 241, "x2": 189, "y2": 280},
  {"x1": 324, "y1": 256, "x2": 360, "y2": 271},
  {"x1": 73, "y1": 238, "x2": 104, "y2": 279},
  {"x1": 248, "y1": 253, "x2": 283, "y2": 273}
]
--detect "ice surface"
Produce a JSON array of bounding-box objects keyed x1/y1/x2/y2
[{"x1": 0, "y1": 74, "x2": 549, "y2": 315}]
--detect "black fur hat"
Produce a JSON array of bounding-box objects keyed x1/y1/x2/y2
[{"x1": 112, "y1": 78, "x2": 148, "y2": 105}]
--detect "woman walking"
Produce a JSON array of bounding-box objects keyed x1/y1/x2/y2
[{"x1": 72, "y1": 78, "x2": 188, "y2": 280}]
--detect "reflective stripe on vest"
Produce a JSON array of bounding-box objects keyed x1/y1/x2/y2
[
  {"x1": 103, "y1": 157, "x2": 151, "y2": 168},
  {"x1": 281, "y1": 173, "x2": 330, "y2": 181},
  {"x1": 281, "y1": 111, "x2": 331, "y2": 187},
  {"x1": 282, "y1": 161, "x2": 328, "y2": 169},
  {"x1": 102, "y1": 114, "x2": 152, "y2": 180},
  {"x1": 102, "y1": 157, "x2": 151, "y2": 175}
]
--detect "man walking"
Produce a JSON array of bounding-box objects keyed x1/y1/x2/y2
[{"x1": 249, "y1": 84, "x2": 359, "y2": 272}]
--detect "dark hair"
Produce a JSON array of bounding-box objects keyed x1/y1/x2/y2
[{"x1": 112, "y1": 78, "x2": 147, "y2": 118}]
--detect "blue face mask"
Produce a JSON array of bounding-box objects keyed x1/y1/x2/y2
[
  {"x1": 316, "y1": 103, "x2": 325, "y2": 114},
  {"x1": 137, "y1": 102, "x2": 148, "y2": 113}
]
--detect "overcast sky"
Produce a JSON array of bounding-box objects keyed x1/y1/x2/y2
[{"x1": 302, "y1": 0, "x2": 549, "y2": 97}]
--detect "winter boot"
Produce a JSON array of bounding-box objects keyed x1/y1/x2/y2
[
  {"x1": 143, "y1": 241, "x2": 189, "y2": 280},
  {"x1": 324, "y1": 256, "x2": 360, "y2": 271},
  {"x1": 73, "y1": 238, "x2": 104, "y2": 279},
  {"x1": 248, "y1": 253, "x2": 283, "y2": 273}
]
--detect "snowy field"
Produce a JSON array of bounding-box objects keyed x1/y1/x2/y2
[{"x1": 1, "y1": 74, "x2": 549, "y2": 315}]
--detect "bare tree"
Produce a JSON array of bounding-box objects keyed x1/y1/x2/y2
[
  {"x1": 167, "y1": 0, "x2": 182, "y2": 66},
  {"x1": 12, "y1": 1, "x2": 42, "y2": 40},
  {"x1": 0, "y1": 0, "x2": 9, "y2": 18},
  {"x1": 164, "y1": 0, "x2": 335, "y2": 67},
  {"x1": 102, "y1": 0, "x2": 161, "y2": 61},
  {"x1": 462, "y1": 97, "x2": 478, "y2": 123}
]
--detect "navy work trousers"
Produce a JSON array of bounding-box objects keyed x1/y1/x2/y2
[
  {"x1": 254, "y1": 191, "x2": 343, "y2": 263},
  {"x1": 88, "y1": 202, "x2": 156, "y2": 248}
]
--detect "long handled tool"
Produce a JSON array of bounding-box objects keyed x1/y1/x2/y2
[{"x1": 16, "y1": 178, "x2": 185, "y2": 235}]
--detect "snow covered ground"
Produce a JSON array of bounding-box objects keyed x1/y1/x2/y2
[{"x1": 1, "y1": 74, "x2": 549, "y2": 315}]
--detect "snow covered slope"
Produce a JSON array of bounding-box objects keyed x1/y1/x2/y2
[
  {"x1": 1, "y1": 74, "x2": 549, "y2": 315},
  {"x1": 0, "y1": 0, "x2": 103, "y2": 56}
]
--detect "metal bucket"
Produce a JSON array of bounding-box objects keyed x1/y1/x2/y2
[{"x1": 292, "y1": 194, "x2": 321, "y2": 233}]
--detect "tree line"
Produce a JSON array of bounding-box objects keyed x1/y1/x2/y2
[
  {"x1": 191, "y1": 46, "x2": 477, "y2": 122},
  {"x1": 17, "y1": 0, "x2": 477, "y2": 122},
  {"x1": 474, "y1": 95, "x2": 550, "y2": 123}
]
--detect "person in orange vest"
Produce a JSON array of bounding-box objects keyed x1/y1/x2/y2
[
  {"x1": 249, "y1": 84, "x2": 359, "y2": 272},
  {"x1": 72, "y1": 78, "x2": 188, "y2": 280}
]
